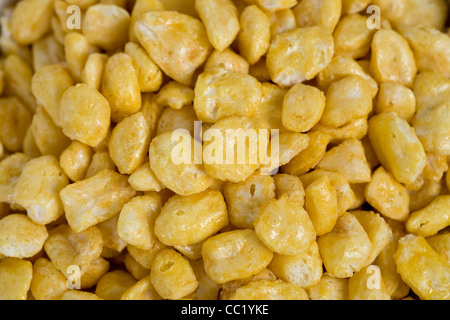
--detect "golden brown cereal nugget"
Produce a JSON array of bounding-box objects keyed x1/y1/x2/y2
[
  {"x1": 306, "y1": 273, "x2": 349, "y2": 300},
  {"x1": 259, "y1": 132, "x2": 309, "y2": 179},
  {"x1": 0, "y1": 96, "x2": 32, "y2": 153},
  {"x1": 229, "y1": 280, "x2": 309, "y2": 300},
  {"x1": 375, "y1": 82, "x2": 416, "y2": 123},
  {"x1": 281, "y1": 131, "x2": 331, "y2": 176},
  {"x1": 44, "y1": 224, "x2": 103, "y2": 277},
  {"x1": 193, "y1": 69, "x2": 262, "y2": 123},
  {"x1": 334, "y1": 14, "x2": 376, "y2": 59},
  {"x1": 422, "y1": 153, "x2": 448, "y2": 182},
  {"x1": 412, "y1": 102, "x2": 450, "y2": 156},
  {"x1": 370, "y1": 29, "x2": 417, "y2": 87},
  {"x1": 317, "y1": 55, "x2": 378, "y2": 98},
  {"x1": 174, "y1": 241, "x2": 204, "y2": 261},
  {"x1": 196, "y1": 0, "x2": 239, "y2": 52},
  {"x1": 406, "y1": 195, "x2": 450, "y2": 237},
  {"x1": 305, "y1": 176, "x2": 338, "y2": 236},
  {"x1": 128, "y1": 162, "x2": 164, "y2": 192},
  {"x1": 0, "y1": 257, "x2": 33, "y2": 300},
  {"x1": 0, "y1": 153, "x2": 30, "y2": 206},
  {"x1": 32, "y1": 106, "x2": 71, "y2": 158},
  {"x1": 219, "y1": 268, "x2": 276, "y2": 300},
  {"x1": 150, "y1": 131, "x2": 214, "y2": 196},
  {"x1": 121, "y1": 275, "x2": 162, "y2": 300},
  {"x1": 82, "y1": 4, "x2": 130, "y2": 51},
  {"x1": 124, "y1": 253, "x2": 151, "y2": 281},
  {"x1": 31, "y1": 258, "x2": 68, "y2": 300},
  {"x1": 98, "y1": 215, "x2": 128, "y2": 254},
  {"x1": 320, "y1": 75, "x2": 372, "y2": 128},
  {"x1": 187, "y1": 259, "x2": 221, "y2": 300},
  {"x1": 101, "y1": 53, "x2": 141, "y2": 123},
  {"x1": 130, "y1": 0, "x2": 165, "y2": 39},
  {"x1": 391, "y1": 0, "x2": 448, "y2": 31},
  {"x1": 400, "y1": 27, "x2": 450, "y2": 79},
  {"x1": 273, "y1": 173, "x2": 304, "y2": 204},
  {"x1": 317, "y1": 212, "x2": 372, "y2": 278},
  {"x1": 80, "y1": 257, "x2": 110, "y2": 290},
  {"x1": 125, "y1": 42, "x2": 163, "y2": 93},
  {"x1": 237, "y1": 5, "x2": 271, "y2": 65},
  {"x1": 127, "y1": 239, "x2": 168, "y2": 269},
  {"x1": 254, "y1": 195, "x2": 316, "y2": 256},
  {"x1": 282, "y1": 83, "x2": 325, "y2": 133},
  {"x1": 60, "y1": 169, "x2": 136, "y2": 233},
  {"x1": 0, "y1": 214, "x2": 48, "y2": 259},
  {"x1": 341, "y1": 0, "x2": 371, "y2": 15},
  {"x1": 426, "y1": 232, "x2": 450, "y2": 264},
  {"x1": 81, "y1": 53, "x2": 108, "y2": 91},
  {"x1": 204, "y1": 49, "x2": 249, "y2": 74},
  {"x1": 224, "y1": 173, "x2": 275, "y2": 229},
  {"x1": 95, "y1": 270, "x2": 137, "y2": 300},
  {"x1": 267, "y1": 9, "x2": 297, "y2": 40},
  {"x1": 300, "y1": 170, "x2": 356, "y2": 216},
  {"x1": 60, "y1": 84, "x2": 111, "y2": 148},
  {"x1": 10, "y1": 0, "x2": 54, "y2": 45},
  {"x1": 266, "y1": 26, "x2": 334, "y2": 87},
  {"x1": 60, "y1": 141, "x2": 93, "y2": 182},
  {"x1": 316, "y1": 138, "x2": 372, "y2": 184},
  {"x1": 394, "y1": 234, "x2": 450, "y2": 300},
  {"x1": 202, "y1": 229, "x2": 273, "y2": 284},
  {"x1": 268, "y1": 241, "x2": 323, "y2": 288},
  {"x1": 14, "y1": 155, "x2": 69, "y2": 225},
  {"x1": 135, "y1": 10, "x2": 212, "y2": 86},
  {"x1": 118, "y1": 194, "x2": 162, "y2": 250},
  {"x1": 64, "y1": 32, "x2": 98, "y2": 83},
  {"x1": 61, "y1": 290, "x2": 103, "y2": 300},
  {"x1": 150, "y1": 248, "x2": 198, "y2": 300},
  {"x1": 293, "y1": 0, "x2": 341, "y2": 32},
  {"x1": 365, "y1": 166, "x2": 410, "y2": 221},
  {"x1": 157, "y1": 81, "x2": 194, "y2": 110},
  {"x1": 31, "y1": 64, "x2": 74, "y2": 128},
  {"x1": 256, "y1": 82, "x2": 288, "y2": 133},
  {"x1": 201, "y1": 116, "x2": 269, "y2": 183},
  {"x1": 368, "y1": 112, "x2": 426, "y2": 185},
  {"x1": 374, "y1": 219, "x2": 410, "y2": 299},
  {"x1": 109, "y1": 112, "x2": 151, "y2": 175},
  {"x1": 255, "y1": 0, "x2": 297, "y2": 12},
  {"x1": 352, "y1": 210, "x2": 390, "y2": 266},
  {"x1": 410, "y1": 71, "x2": 450, "y2": 156},
  {"x1": 155, "y1": 190, "x2": 228, "y2": 246},
  {"x1": 156, "y1": 106, "x2": 198, "y2": 137}
]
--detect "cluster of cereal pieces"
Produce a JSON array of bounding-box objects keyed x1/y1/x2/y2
[{"x1": 0, "y1": 0, "x2": 449, "y2": 301}]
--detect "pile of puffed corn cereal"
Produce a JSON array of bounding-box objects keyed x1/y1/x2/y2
[{"x1": 0, "y1": 0, "x2": 449, "y2": 301}]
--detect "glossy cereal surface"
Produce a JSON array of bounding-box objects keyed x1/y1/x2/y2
[{"x1": 0, "y1": 0, "x2": 449, "y2": 302}]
